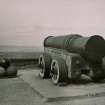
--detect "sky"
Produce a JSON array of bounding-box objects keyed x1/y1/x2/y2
[{"x1": 0, "y1": 0, "x2": 105, "y2": 46}]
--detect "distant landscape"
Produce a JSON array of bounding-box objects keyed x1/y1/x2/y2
[
  {"x1": 0, "y1": 46, "x2": 44, "y2": 59},
  {"x1": 0, "y1": 45, "x2": 44, "y2": 68}
]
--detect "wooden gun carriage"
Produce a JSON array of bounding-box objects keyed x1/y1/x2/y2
[{"x1": 39, "y1": 34, "x2": 105, "y2": 85}]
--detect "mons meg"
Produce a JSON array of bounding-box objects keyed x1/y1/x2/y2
[{"x1": 39, "y1": 34, "x2": 105, "y2": 85}]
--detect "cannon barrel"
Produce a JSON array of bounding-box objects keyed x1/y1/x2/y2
[{"x1": 44, "y1": 34, "x2": 105, "y2": 63}]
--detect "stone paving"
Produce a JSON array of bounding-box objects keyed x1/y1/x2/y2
[{"x1": 19, "y1": 70, "x2": 105, "y2": 102}]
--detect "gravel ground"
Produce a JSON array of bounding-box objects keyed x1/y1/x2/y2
[{"x1": 0, "y1": 77, "x2": 44, "y2": 105}]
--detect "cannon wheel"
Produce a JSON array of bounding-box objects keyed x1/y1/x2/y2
[
  {"x1": 50, "y1": 57, "x2": 68, "y2": 85},
  {"x1": 39, "y1": 53, "x2": 52, "y2": 78},
  {"x1": 38, "y1": 55, "x2": 43, "y2": 67}
]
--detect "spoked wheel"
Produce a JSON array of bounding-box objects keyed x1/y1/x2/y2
[
  {"x1": 50, "y1": 58, "x2": 68, "y2": 85},
  {"x1": 39, "y1": 55, "x2": 45, "y2": 78},
  {"x1": 50, "y1": 60, "x2": 59, "y2": 84},
  {"x1": 39, "y1": 54, "x2": 52, "y2": 79},
  {"x1": 38, "y1": 55, "x2": 43, "y2": 67}
]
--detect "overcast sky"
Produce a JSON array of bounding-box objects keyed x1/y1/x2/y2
[{"x1": 0, "y1": 0, "x2": 105, "y2": 46}]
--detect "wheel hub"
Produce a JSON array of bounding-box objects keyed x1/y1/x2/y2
[{"x1": 51, "y1": 62, "x2": 59, "y2": 81}]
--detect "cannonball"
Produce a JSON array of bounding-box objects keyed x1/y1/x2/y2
[
  {"x1": 6, "y1": 65, "x2": 18, "y2": 77},
  {"x1": 0, "y1": 66, "x2": 5, "y2": 77}
]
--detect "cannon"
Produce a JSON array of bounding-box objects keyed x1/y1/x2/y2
[{"x1": 39, "y1": 34, "x2": 105, "y2": 84}]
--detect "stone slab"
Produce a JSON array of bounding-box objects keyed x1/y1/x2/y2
[{"x1": 19, "y1": 69, "x2": 105, "y2": 102}]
